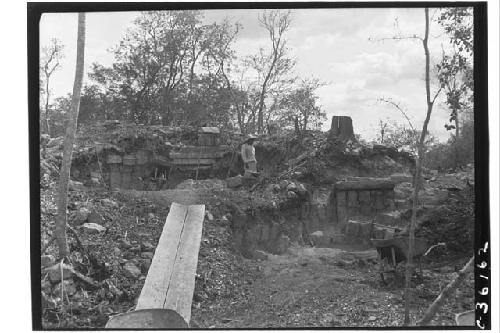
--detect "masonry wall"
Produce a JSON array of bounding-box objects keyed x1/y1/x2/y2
[{"x1": 329, "y1": 178, "x2": 396, "y2": 227}]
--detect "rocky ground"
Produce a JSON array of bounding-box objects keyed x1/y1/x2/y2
[
  {"x1": 40, "y1": 177, "x2": 474, "y2": 328},
  {"x1": 39, "y1": 125, "x2": 475, "y2": 328}
]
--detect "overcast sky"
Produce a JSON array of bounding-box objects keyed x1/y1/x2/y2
[{"x1": 40, "y1": 8, "x2": 466, "y2": 141}]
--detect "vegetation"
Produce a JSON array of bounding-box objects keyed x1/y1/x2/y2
[{"x1": 42, "y1": 10, "x2": 326, "y2": 137}]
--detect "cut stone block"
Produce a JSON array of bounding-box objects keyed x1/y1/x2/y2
[
  {"x1": 394, "y1": 199, "x2": 409, "y2": 209},
  {"x1": 383, "y1": 229, "x2": 395, "y2": 239},
  {"x1": 358, "y1": 190, "x2": 370, "y2": 203},
  {"x1": 372, "y1": 227, "x2": 386, "y2": 239},
  {"x1": 390, "y1": 173, "x2": 414, "y2": 183},
  {"x1": 226, "y1": 175, "x2": 243, "y2": 188},
  {"x1": 359, "y1": 204, "x2": 372, "y2": 216},
  {"x1": 345, "y1": 220, "x2": 361, "y2": 237},
  {"x1": 358, "y1": 222, "x2": 373, "y2": 238},
  {"x1": 336, "y1": 191, "x2": 347, "y2": 205},
  {"x1": 375, "y1": 211, "x2": 402, "y2": 226},
  {"x1": 374, "y1": 191, "x2": 385, "y2": 210},
  {"x1": 337, "y1": 206, "x2": 348, "y2": 225},
  {"x1": 384, "y1": 198, "x2": 396, "y2": 211},
  {"x1": 334, "y1": 178, "x2": 395, "y2": 191},
  {"x1": 347, "y1": 190, "x2": 358, "y2": 207}
]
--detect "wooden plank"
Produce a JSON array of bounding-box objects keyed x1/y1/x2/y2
[
  {"x1": 163, "y1": 204, "x2": 205, "y2": 323},
  {"x1": 106, "y1": 309, "x2": 188, "y2": 329},
  {"x1": 135, "y1": 203, "x2": 188, "y2": 310}
]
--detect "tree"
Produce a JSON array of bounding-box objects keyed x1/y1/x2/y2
[
  {"x1": 55, "y1": 13, "x2": 86, "y2": 259},
  {"x1": 278, "y1": 78, "x2": 327, "y2": 132},
  {"x1": 377, "y1": 119, "x2": 389, "y2": 144},
  {"x1": 375, "y1": 121, "x2": 436, "y2": 154},
  {"x1": 403, "y1": 8, "x2": 443, "y2": 325},
  {"x1": 89, "y1": 11, "x2": 240, "y2": 127},
  {"x1": 436, "y1": 7, "x2": 473, "y2": 140},
  {"x1": 253, "y1": 9, "x2": 295, "y2": 133},
  {"x1": 40, "y1": 38, "x2": 64, "y2": 136},
  {"x1": 378, "y1": 9, "x2": 443, "y2": 325}
]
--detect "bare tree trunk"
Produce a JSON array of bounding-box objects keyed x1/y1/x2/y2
[
  {"x1": 55, "y1": 13, "x2": 86, "y2": 259},
  {"x1": 417, "y1": 257, "x2": 474, "y2": 326},
  {"x1": 257, "y1": 83, "x2": 268, "y2": 134},
  {"x1": 44, "y1": 77, "x2": 51, "y2": 137},
  {"x1": 404, "y1": 8, "x2": 440, "y2": 325}
]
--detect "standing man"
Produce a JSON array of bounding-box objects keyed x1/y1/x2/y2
[{"x1": 241, "y1": 134, "x2": 258, "y2": 177}]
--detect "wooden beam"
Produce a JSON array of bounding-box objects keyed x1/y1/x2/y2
[
  {"x1": 106, "y1": 203, "x2": 205, "y2": 328},
  {"x1": 135, "y1": 203, "x2": 188, "y2": 310},
  {"x1": 162, "y1": 205, "x2": 205, "y2": 323}
]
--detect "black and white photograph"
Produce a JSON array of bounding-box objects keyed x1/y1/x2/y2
[{"x1": 28, "y1": 2, "x2": 493, "y2": 330}]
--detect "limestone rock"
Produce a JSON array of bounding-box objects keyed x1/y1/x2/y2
[
  {"x1": 82, "y1": 222, "x2": 106, "y2": 234},
  {"x1": 310, "y1": 231, "x2": 327, "y2": 246},
  {"x1": 253, "y1": 250, "x2": 269, "y2": 261},
  {"x1": 345, "y1": 220, "x2": 361, "y2": 237},
  {"x1": 226, "y1": 175, "x2": 243, "y2": 188},
  {"x1": 287, "y1": 182, "x2": 298, "y2": 192},
  {"x1": 68, "y1": 180, "x2": 86, "y2": 192},
  {"x1": 141, "y1": 241, "x2": 155, "y2": 252},
  {"x1": 87, "y1": 210, "x2": 104, "y2": 225},
  {"x1": 139, "y1": 259, "x2": 152, "y2": 273},
  {"x1": 53, "y1": 280, "x2": 77, "y2": 296},
  {"x1": 41, "y1": 291, "x2": 56, "y2": 310},
  {"x1": 45, "y1": 263, "x2": 75, "y2": 283},
  {"x1": 375, "y1": 211, "x2": 402, "y2": 226},
  {"x1": 296, "y1": 183, "x2": 308, "y2": 195},
  {"x1": 279, "y1": 180, "x2": 289, "y2": 190},
  {"x1": 276, "y1": 235, "x2": 290, "y2": 254},
  {"x1": 140, "y1": 252, "x2": 154, "y2": 259},
  {"x1": 358, "y1": 222, "x2": 372, "y2": 238},
  {"x1": 119, "y1": 239, "x2": 132, "y2": 250},
  {"x1": 390, "y1": 173, "x2": 414, "y2": 183},
  {"x1": 41, "y1": 254, "x2": 55, "y2": 268},
  {"x1": 74, "y1": 207, "x2": 91, "y2": 225},
  {"x1": 123, "y1": 262, "x2": 141, "y2": 279},
  {"x1": 101, "y1": 198, "x2": 119, "y2": 208}
]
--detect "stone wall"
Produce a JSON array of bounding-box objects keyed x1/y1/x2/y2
[
  {"x1": 106, "y1": 150, "x2": 155, "y2": 190},
  {"x1": 329, "y1": 178, "x2": 396, "y2": 228}
]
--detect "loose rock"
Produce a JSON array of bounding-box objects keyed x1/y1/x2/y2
[
  {"x1": 140, "y1": 252, "x2": 154, "y2": 259},
  {"x1": 41, "y1": 254, "x2": 55, "y2": 268},
  {"x1": 45, "y1": 263, "x2": 75, "y2": 283},
  {"x1": 123, "y1": 262, "x2": 141, "y2": 279},
  {"x1": 141, "y1": 241, "x2": 155, "y2": 252},
  {"x1": 82, "y1": 222, "x2": 107, "y2": 234},
  {"x1": 74, "y1": 207, "x2": 91, "y2": 225},
  {"x1": 53, "y1": 280, "x2": 77, "y2": 296}
]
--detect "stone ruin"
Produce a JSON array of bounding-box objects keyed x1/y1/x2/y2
[
  {"x1": 330, "y1": 177, "x2": 396, "y2": 226},
  {"x1": 93, "y1": 127, "x2": 229, "y2": 190},
  {"x1": 304, "y1": 177, "x2": 406, "y2": 246}
]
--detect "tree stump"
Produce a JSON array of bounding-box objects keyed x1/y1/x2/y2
[{"x1": 329, "y1": 116, "x2": 354, "y2": 141}]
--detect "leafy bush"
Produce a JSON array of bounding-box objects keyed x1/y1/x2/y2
[{"x1": 424, "y1": 121, "x2": 474, "y2": 171}]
